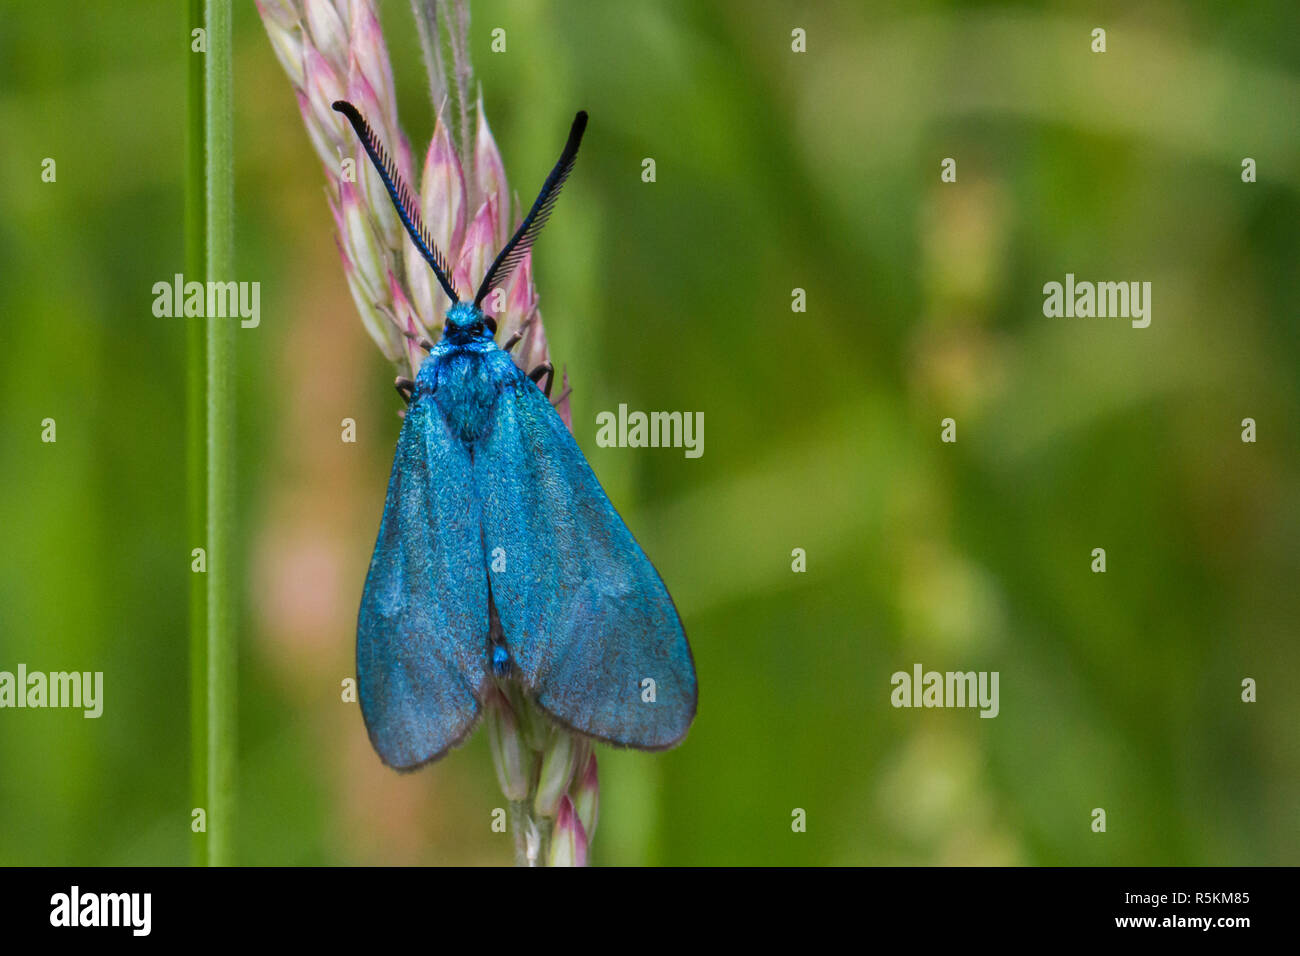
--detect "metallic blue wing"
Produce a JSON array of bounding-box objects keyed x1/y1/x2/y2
[
  {"x1": 476, "y1": 354, "x2": 697, "y2": 749},
  {"x1": 357, "y1": 395, "x2": 488, "y2": 769}
]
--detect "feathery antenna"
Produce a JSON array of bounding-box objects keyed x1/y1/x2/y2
[
  {"x1": 332, "y1": 100, "x2": 460, "y2": 304},
  {"x1": 474, "y1": 111, "x2": 587, "y2": 308}
]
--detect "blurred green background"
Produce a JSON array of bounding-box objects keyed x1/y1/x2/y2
[{"x1": 2, "y1": 0, "x2": 1297, "y2": 865}]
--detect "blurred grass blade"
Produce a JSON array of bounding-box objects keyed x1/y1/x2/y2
[
  {"x1": 185, "y1": 0, "x2": 209, "y2": 868},
  {"x1": 205, "y1": 0, "x2": 236, "y2": 866}
]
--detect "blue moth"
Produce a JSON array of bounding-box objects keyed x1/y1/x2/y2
[{"x1": 333, "y1": 101, "x2": 697, "y2": 770}]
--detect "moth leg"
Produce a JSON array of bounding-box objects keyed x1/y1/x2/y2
[
  {"x1": 503, "y1": 314, "x2": 537, "y2": 353},
  {"x1": 394, "y1": 376, "x2": 415, "y2": 404},
  {"x1": 528, "y1": 362, "x2": 554, "y2": 398},
  {"x1": 403, "y1": 330, "x2": 436, "y2": 352}
]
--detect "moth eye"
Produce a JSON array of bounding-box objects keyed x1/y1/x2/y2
[{"x1": 483, "y1": 316, "x2": 498, "y2": 334}]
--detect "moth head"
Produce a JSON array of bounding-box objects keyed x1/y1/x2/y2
[{"x1": 442, "y1": 301, "x2": 495, "y2": 343}]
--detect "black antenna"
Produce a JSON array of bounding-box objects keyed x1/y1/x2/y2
[
  {"x1": 474, "y1": 111, "x2": 587, "y2": 308},
  {"x1": 332, "y1": 100, "x2": 460, "y2": 304}
]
